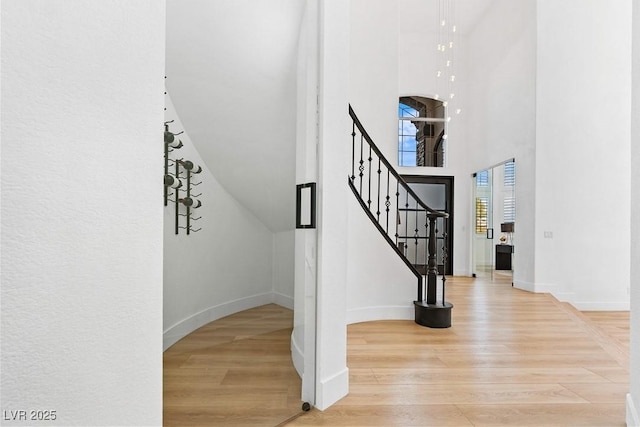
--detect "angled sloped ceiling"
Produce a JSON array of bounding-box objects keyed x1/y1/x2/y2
[{"x1": 166, "y1": 0, "x2": 305, "y2": 232}]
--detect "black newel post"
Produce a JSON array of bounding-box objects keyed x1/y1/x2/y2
[
  {"x1": 414, "y1": 211, "x2": 453, "y2": 328},
  {"x1": 348, "y1": 105, "x2": 452, "y2": 328},
  {"x1": 426, "y1": 215, "x2": 438, "y2": 305}
]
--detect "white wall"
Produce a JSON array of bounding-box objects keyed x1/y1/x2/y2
[
  {"x1": 465, "y1": 0, "x2": 537, "y2": 288},
  {"x1": 398, "y1": 3, "x2": 473, "y2": 276},
  {"x1": 628, "y1": 2, "x2": 640, "y2": 424},
  {"x1": 314, "y1": 0, "x2": 351, "y2": 410},
  {"x1": 293, "y1": 0, "x2": 320, "y2": 404},
  {"x1": 0, "y1": 2, "x2": 165, "y2": 425},
  {"x1": 347, "y1": 0, "x2": 471, "y2": 313},
  {"x1": 165, "y1": 0, "x2": 304, "y2": 233},
  {"x1": 346, "y1": 195, "x2": 418, "y2": 323},
  {"x1": 273, "y1": 230, "x2": 295, "y2": 308},
  {"x1": 347, "y1": 1, "x2": 429, "y2": 318},
  {"x1": 536, "y1": 0, "x2": 631, "y2": 310},
  {"x1": 349, "y1": 0, "x2": 399, "y2": 160},
  {"x1": 163, "y1": 95, "x2": 280, "y2": 350}
]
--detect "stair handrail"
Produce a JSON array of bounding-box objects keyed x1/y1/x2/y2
[
  {"x1": 348, "y1": 104, "x2": 449, "y2": 307},
  {"x1": 349, "y1": 105, "x2": 447, "y2": 218}
]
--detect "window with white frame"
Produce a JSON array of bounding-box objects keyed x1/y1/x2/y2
[{"x1": 503, "y1": 161, "x2": 515, "y2": 222}]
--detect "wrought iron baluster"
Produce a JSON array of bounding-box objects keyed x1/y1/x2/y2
[
  {"x1": 347, "y1": 105, "x2": 452, "y2": 327},
  {"x1": 417, "y1": 214, "x2": 424, "y2": 302},
  {"x1": 385, "y1": 169, "x2": 391, "y2": 233},
  {"x1": 405, "y1": 189, "x2": 409, "y2": 257},
  {"x1": 367, "y1": 145, "x2": 372, "y2": 210},
  {"x1": 376, "y1": 158, "x2": 382, "y2": 222},
  {"x1": 395, "y1": 182, "x2": 400, "y2": 245},
  {"x1": 442, "y1": 227, "x2": 448, "y2": 305},
  {"x1": 351, "y1": 121, "x2": 356, "y2": 181},
  {"x1": 424, "y1": 212, "x2": 429, "y2": 290},
  {"x1": 427, "y1": 215, "x2": 438, "y2": 305},
  {"x1": 359, "y1": 134, "x2": 364, "y2": 196},
  {"x1": 414, "y1": 197, "x2": 419, "y2": 266}
]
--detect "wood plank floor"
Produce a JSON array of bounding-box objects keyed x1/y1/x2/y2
[
  {"x1": 164, "y1": 274, "x2": 630, "y2": 426},
  {"x1": 163, "y1": 304, "x2": 302, "y2": 427}
]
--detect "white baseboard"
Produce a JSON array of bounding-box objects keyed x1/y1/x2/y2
[
  {"x1": 521, "y1": 280, "x2": 548, "y2": 293},
  {"x1": 552, "y1": 292, "x2": 575, "y2": 302},
  {"x1": 291, "y1": 332, "x2": 304, "y2": 378},
  {"x1": 346, "y1": 305, "x2": 413, "y2": 324},
  {"x1": 315, "y1": 367, "x2": 349, "y2": 411},
  {"x1": 628, "y1": 393, "x2": 639, "y2": 427},
  {"x1": 273, "y1": 291, "x2": 294, "y2": 310},
  {"x1": 571, "y1": 301, "x2": 630, "y2": 311},
  {"x1": 527, "y1": 285, "x2": 630, "y2": 311},
  {"x1": 549, "y1": 291, "x2": 630, "y2": 311},
  {"x1": 163, "y1": 292, "x2": 273, "y2": 351}
]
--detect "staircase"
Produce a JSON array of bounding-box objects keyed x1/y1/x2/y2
[{"x1": 348, "y1": 105, "x2": 453, "y2": 328}]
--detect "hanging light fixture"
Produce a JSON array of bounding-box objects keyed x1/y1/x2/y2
[
  {"x1": 436, "y1": 0, "x2": 460, "y2": 117},
  {"x1": 434, "y1": 0, "x2": 460, "y2": 167}
]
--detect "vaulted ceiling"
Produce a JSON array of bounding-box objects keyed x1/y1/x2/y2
[
  {"x1": 400, "y1": 0, "x2": 496, "y2": 35},
  {"x1": 166, "y1": 0, "x2": 305, "y2": 232},
  {"x1": 165, "y1": 0, "x2": 494, "y2": 233}
]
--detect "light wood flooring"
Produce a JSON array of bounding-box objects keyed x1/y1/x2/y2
[
  {"x1": 163, "y1": 304, "x2": 303, "y2": 426},
  {"x1": 164, "y1": 274, "x2": 630, "y2": 427}
]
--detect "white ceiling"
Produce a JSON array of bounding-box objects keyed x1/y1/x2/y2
[
  {"x1": 400, "y1": 0, "x2": 496, "y2": 35},
  {"x1": 166, "y1": 0, "x2": 305, "y2": 232},
  {"x1": 165, "y1": 0, "x2": 494, "y2": 233}
]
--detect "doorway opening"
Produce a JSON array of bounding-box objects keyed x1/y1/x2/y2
[
  {"x1": 472, "y1": 159, "x2": 515, "y2": 282},
  {"x1": 401, "y1": 175, "x2": 454, "y2": 275}
]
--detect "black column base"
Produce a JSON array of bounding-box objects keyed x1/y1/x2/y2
[{"x1": 413, "y1": 301, "x2": 453, "y2": 328}]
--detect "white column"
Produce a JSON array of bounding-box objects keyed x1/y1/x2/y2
[
  {"x1": 293, "y1": 0, "x2": 321, "y2": 405},
  {"x1": 628, "y1": 2, "x2": 640, "y2": 425},
  {"x1": 314, "y1": 0, "x2": 351, "y2": 410}
]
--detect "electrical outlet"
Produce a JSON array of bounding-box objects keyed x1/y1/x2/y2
[{"x1": 544, "y1": 231, "x2": 553, "y2": 238}]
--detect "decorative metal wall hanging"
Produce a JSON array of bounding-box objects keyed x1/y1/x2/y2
[{"x1": 164, "y1": 120, "x2": 203, "y2": 235}]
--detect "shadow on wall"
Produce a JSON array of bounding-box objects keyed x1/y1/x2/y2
[{"x1": 162, "y1": 94, "x2": 294, "y2": 351}]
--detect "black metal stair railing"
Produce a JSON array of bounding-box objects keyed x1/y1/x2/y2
[{"x1": 348, "y1": 105, "x2": 453, "y2": 327}]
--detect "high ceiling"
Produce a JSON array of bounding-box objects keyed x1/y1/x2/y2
[
  {"x1": 166, "y1": 0, "x2": 305, "y2": 232},
  {"x1": 165, "y1": 0, "x2": 494, "y2": 233},
  {"x1": 400, "y1": 0, "x2": 496, "y2": 35}
]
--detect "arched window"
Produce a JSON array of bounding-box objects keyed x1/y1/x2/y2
[{"x1": 398, "y1": 96, "x2": 446, "y2": 167}]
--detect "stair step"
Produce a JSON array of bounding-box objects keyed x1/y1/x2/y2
[{"x1": 414, "y1": 301, "x2": 453, "y2": 328}]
